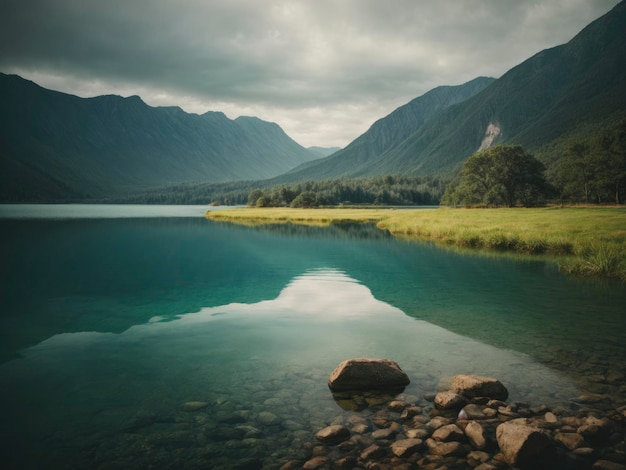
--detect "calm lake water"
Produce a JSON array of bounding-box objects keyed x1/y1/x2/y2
[{"x1": 0, "y1": 205, "x2": 624, "y2": 469}]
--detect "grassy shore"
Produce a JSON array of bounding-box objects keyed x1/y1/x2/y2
[{"x1": 207, "y1": 206, "x2": 626, "y2": 280}]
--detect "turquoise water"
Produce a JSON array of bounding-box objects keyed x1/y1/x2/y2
[{"x1": 0, "y1": 205, "x2": 624, "y2": 468}]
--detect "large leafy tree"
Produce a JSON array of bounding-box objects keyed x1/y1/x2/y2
[{"x1": 445, "y1": 145, "x2": 548, "y2": 207}]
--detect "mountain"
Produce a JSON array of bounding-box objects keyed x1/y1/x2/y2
[
  {"x1": 0, "y1": 73, "x2": 319, "y2": 201},
  {"x1": 279, "y1": 76, "x2": 496, "y2": 182},
  {"x1": 307, "y1": 146, "x2": 342, "y2": 158},
  {"x1": 281, "y1": 1, "x2": 626, "y2": 181}
]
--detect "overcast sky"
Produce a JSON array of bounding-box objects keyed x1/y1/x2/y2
[{"x1": 0, "y1": 0, "x2": 620, "y2": 148}]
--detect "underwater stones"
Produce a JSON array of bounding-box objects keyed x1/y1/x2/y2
[
  {"x1": 450, "y1": 374, "x2": 509, "y2": 401},
  {"x1": 390, "y1": 438, "x2": 423, "y2": 457},
  {"x1": 432, "y1": 424, "x2": 465, "y2": 442},
  {"x1": 182, "y1": 401, "x2": 209, "y2": 411},
  {"x1": 464, "y1": 421, "x2": 488, "y2": 450},
  {"x1": 256, "y1": 411, "x2": 280, "y2": 426},
  {"x1": 434, "y1": 390, "x2": 468, "y2": 410},
  {"x1": 496, "y1": 419, "x2": 555, "y2": 468},
  {"x1": 315, "y1": 425, "x2": 350, "y2": 444},
  {"x1": 555, "y1": 431, "x2": 585, "y2": 450},
  {"x1": 328, "y1": 358, "x2": 410, "y2": 391}
]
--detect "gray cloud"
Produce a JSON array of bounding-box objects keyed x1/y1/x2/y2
[{"x1": 0, "y1": 0, "x2": 620, "y2": 147}]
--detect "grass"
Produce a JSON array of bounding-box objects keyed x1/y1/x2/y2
[{"x1": 207, "y1": 206, "x2": 626, "y2": 281}]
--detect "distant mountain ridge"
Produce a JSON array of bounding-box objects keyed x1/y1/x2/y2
[
  {"x1": 280, "y1": 0, "x2": 626, "y2": 181},
  {"x1": 0, "y1": 73, "x2": 319, "y2": 201},
  {"x1": 280, "y1": 76, "x2": 496, "y2": 182}
]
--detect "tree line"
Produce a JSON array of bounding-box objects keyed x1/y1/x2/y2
[{"x1": 247, "y1": 176, "x2": 444, "y2": 207}]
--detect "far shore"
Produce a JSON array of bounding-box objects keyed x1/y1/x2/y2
[{"x1": 206, "y1": 206, "x2": 626, "y2": 281}]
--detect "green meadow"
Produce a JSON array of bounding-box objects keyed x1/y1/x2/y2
[{"x1": 207, "y1": 206, "x2": 626, "y2": 281}]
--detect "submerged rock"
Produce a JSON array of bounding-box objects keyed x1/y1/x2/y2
[
  {"x1": 328, "y1": 358, "x2": 410, "y2": 391},
  {"x1": 315, "y1": 425, "x2": 350, "y2": 444},
  {"x1": 451, "y1": 374, "x2": 509, "y2": 401},
  {"x1": 496, "y1": 419, "x2": 555, "y2": 468}
]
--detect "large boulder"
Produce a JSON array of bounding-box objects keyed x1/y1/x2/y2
[
  {"x1": 451, "y1": 374, "x2": 509, "y2": 400},
  {"x1": 328, "y1": 358, "x2": 410, "y2": 391},
  {"x1": 496, "y1": 419, "x2": 555, "y2": 468}
]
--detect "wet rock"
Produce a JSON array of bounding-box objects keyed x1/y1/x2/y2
[
  {"x1": 315, "y1": 425, "x2": 350, "y2": 444},
  {"x1": 578, "y1": 416, "x2": 613, "y2": 440},
  {"x1": 425, "y1": 438, "x2": 466, "y2": 457},
  {"x1": 460, "y1": 403, "x2": 487, "y2": 420},
  {"x1": 334, "y1": 456, "x2": 358, "y2": 469},
  {"x1": 388, "y1": 400, "x2": 408, "y2": 412},
  {"x1": 427, "y1": 416, "x2": 453, "y2": 430},
  {"x1": 371, "y1": 428, "x2": 396, "y2": 440},
  {"x1": 467, "y1": 450, "x2": 490, "y2": 466},
  {"x1": 432, "y1": 424, "x2": 465, "y2": 442},
  {"x1": 390, "y1": 438, "x2": 423, "y2": 457},
  {"x1": 360, "y1": 443, "x2": 386, "y2": 460},
  {"x1": 400, "y1": 406, "x2": 423, "y2": 420},
  {"x1": 451, "y1": 375, "x2": 509, "y2": 401},
  {"x1": 182, "y1": 401, "x2": 209, "y2": 411},
  {"x1": 544, "y1": 412, "x2": 558, "y2": 423},
  {"x1": 576, "y1": 393, "x2": 610, "y2": 404},
  {"x1": 302, "y1": 456, "x2": 329, "y2": 469},
  {"x1": 465, "y1": 421, "x2": 487, "y2": 450},
  {"x1": 434, "y1": 391, "x2": 468, "y2": 410},
  {"x1": 406, "y1": 428, "x2": 429, "y2": 439},
  {"x1": 496, "y1": 419, "x2": 555, "y2": 468},
  {"x1": 257, "y1": 411, "x2": 280, "y2": 426},
  {"x1": 592, "y1": 459, "x2": 626, "y2": 470},
  {"x1": 555, "y1": 432, "x2": 585, "y2": 450},
  {"x1": 328, "y1": 358, "x2": 410, "y2": 391}
]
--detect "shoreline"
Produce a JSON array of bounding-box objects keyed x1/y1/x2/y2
[{"x1": 206, "y1": 206, "x2": 626, "y2": 282}]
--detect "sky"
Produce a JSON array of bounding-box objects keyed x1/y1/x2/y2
[{"x1": 0, "y1": 0, "x2": 621, "y2": 148}]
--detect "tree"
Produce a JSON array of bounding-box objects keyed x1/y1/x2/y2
[{"x1": 445, "y1": 145, "x2": 548, "y2": 207}]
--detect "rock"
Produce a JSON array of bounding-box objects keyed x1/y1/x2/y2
[
  {"x1": 592, "y1": 459, "x2": 626, "y2": 470},
  {"x1": 315, "y1": 425, "x2": 350, "y2": 444},
  {"x1": 575, "y1": 393, "x2": 610, "y2": 404},
  {"x1": 555, "y1": 432, "x2": 585, "y2": 451},
  {"x1": 427, "y1": 416, "x2": 453, "y2": 430},
  {"x1": 406, "y1": 428, "x2": 429, "y2": 439},
  {"x1": 371, "y1": 428, "x2": 396, "y2": 440},
  {"x1": 461, "y1": 403, "x2": 487, "y2": 420},
  {"x1": 544, "y1": 412, "x2": 558, "y2": 423},
  {"x1": 400, "y1": 406, "x2": 423, "y2": 419},
  {"x1": 434, "y1": 391, "x2": 468, "y2": 410},
  {"x1": 257, "y1": 411, "x2": 280, "y2": 425},
  {"x1": 425, "y1": 438, "x2": 466, "y2": 457},
  {"x1": 496, "y1": 419, "x2": 555, "y2": 468},
  {"x1": 432, "y1": 424, "x2": 465, "y2": 442},
  {"x1": 334, "y1": 456, "x2": 358, "y2": 469},
  {"x1": 391, "y1": 438, "x2": 423, "y2": 457},
  {"x1": 467, "y1": 450, "x2": 490, "y2": 466},
  {"x1": 465, "y1": 421, "x2": 487, "y2": 450},
  {"x1": 451, "y1": 375, "x2": 509, "y2": 400},
  {"x1": 328, "y1": 358, "x2": 410, "y2": 391},
  {"x1": 303, "y1": 456, "x2": 329, "y2": 469},
  {"x1": 578, "y1": 416, "x2": 613, "y2": 440},
  {"x1": 388, "y1": 400, "x2": 408, "y2": 412},
  {"x1": 182, "y1": 401, "x2": 208, "y2": 411},
  {"x1": 360, "y1": 444, "x2": 386, "y2": 460}
]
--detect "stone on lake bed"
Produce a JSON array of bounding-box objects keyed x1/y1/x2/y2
[
  {"x1": 328, "y1": 358, "x2": 410, "y2": 391},
  {"x1": 451, "y1": 374, "x2": 509, "y2": 400},
  {"x1": 315, "y1": 425, "x2": 350, "y2": 444},
  {"x1": 181, "y1": 401, "x2": 209, "y2": 411}
]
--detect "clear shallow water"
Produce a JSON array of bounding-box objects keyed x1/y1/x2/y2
[{"x1": 0, "y1": 206, "x2": 624, "y2": 468}]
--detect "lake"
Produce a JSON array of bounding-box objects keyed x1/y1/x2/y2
[{"x1": 0, "y1": 205, "x2": 624, "y2": 469}]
